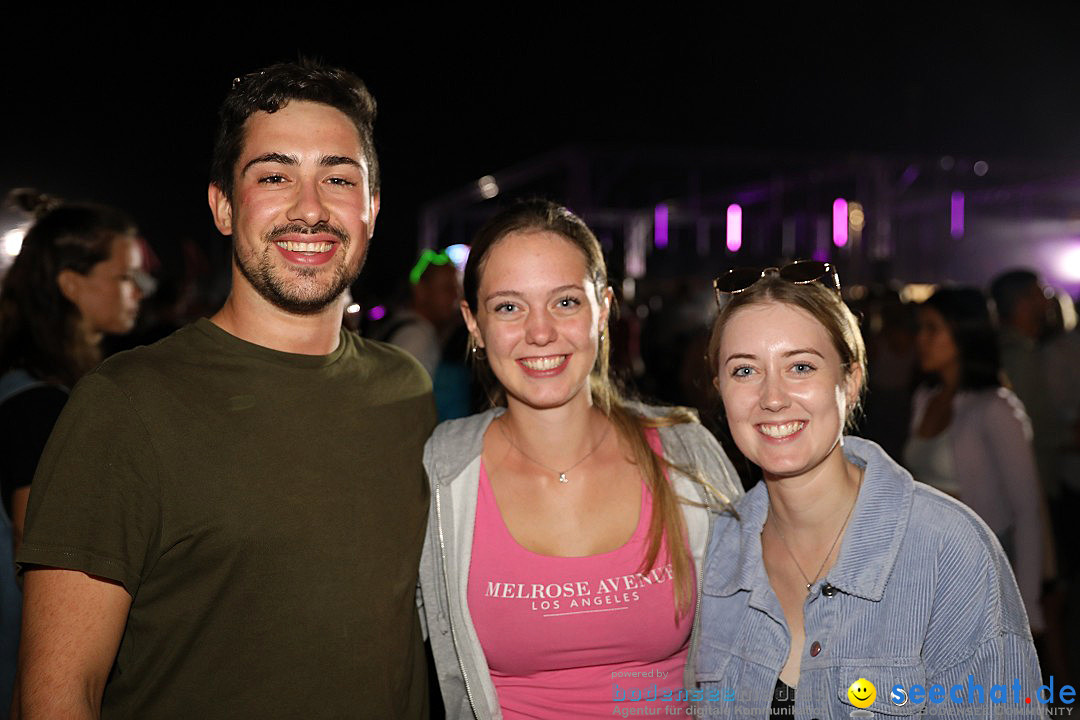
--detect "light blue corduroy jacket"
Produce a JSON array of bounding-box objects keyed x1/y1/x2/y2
[{"x1": 696, "y1": 436, "x2": 1043, "y2": 719}]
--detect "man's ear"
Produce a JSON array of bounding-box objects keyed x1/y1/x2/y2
[
  {"x1": 368, "y1": 192, "x2": 381, "y2": 239},
  {"x1": 56, "y1": 269, "x2": 82, "y2": 304},
  {"x1": 208, "y1": 183, "x2": 233, "y2": 235}
]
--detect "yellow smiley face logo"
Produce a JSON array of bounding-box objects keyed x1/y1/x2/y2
[{"x1": 847, "y1": 678, "x2": 876, "y2": 708}]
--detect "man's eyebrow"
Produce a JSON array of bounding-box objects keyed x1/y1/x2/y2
[
  {"x1": 241, "y1": 152, "x2": 297, "y2": 175},
  {"x1": 319, "y1": 155, "x2": 362, "y2": 169}
]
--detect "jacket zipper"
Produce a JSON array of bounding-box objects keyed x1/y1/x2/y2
[
  {"x1": 684, "y1": 476, "x2": 713, "y2": 693},
  {"x1": 435, "y1": 480, "x2": 481, "y2": 717}
]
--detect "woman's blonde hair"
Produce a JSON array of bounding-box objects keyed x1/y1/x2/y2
[
  {"x1": 464, "y1": 199, "x2": 732, "y2": 615},
  {"x1": 707, "y1": 273, "x2": 868, "y2": 430}
]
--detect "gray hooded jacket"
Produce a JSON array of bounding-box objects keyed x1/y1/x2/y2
[{"x1": 418, "y1": 406, "x2": 742, "y2": 719}]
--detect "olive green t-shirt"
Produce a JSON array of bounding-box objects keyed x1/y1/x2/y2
[{"x1": 18, "y1": 319, "x2": 435, "y2": 719}]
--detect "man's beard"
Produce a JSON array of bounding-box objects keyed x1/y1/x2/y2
[{"x1": 235, "y1": 222, "x2": 367, "y2": 316}]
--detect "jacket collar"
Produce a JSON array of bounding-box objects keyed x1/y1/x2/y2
[{"x1": 714, "y1": 436, "x2": 913, "y2": 602}]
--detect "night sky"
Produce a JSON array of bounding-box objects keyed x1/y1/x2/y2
[{"x1": 4, "y1": 7, "x2": 1080, "y2": 299}]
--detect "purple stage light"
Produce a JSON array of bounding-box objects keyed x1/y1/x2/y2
[
  {"x1": 368, "y1": 305, "x2": 386, "y2": 321},
  {"x1": 654, "y1": 203, "x2": 669, "y2": 248},
  {"x1": 950, "y1": 191, "x2": 964, "y2": 238},
  {"x1": 833, "y1": 198, "x2": 848, "y2": 247},
  {"x1": 726, "y1": 204, "x2": 742, "y2": 252}
]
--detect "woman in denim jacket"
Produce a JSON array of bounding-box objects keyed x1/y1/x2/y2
[{"x1": 696, "y1": 264, "x2": 1043, "y2": 719}]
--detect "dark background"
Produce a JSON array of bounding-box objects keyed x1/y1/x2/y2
[{"x1": 4, "y1": 6, "x2": 1080, "y2": 299}]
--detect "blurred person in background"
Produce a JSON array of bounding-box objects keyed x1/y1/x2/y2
[
  {"x1": 1042, "y1": 289, "x2": 1080, "y2": 676},
  {"x1": 384, "y1": 250, "x2": 461, "y2": 376},
  {"x1": 990, "y1": 270, "x2": 1058, "y2": 500},
  {"x1": 0, "y1": 188, "x2": 143, "y2": 714},
  {"x1": 382, "y1": 250, "x2": 473, "y2": 419},
  {"x1": 858, "y1": 286, "x2": 917, "y2": 460},
  {"x1": 905, "y1": 287, "x2": 1045, "y2": 636},
  {"x1": 991, "y1": 270, "x2": 1072, "y2": 676},
  {"x1": 418, "y1": 200, "x2": 742, "y2": 719}
]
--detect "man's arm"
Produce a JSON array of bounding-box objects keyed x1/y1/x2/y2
[{"x1": 16, "y1": 568, "x2": 131, "y2": 720}]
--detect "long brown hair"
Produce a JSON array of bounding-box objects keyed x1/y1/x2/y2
[
  {"x1": 0, "y1": 189, "x2": 137, "y2": 387},
  {"x1": 464, "y1": 199, "x2": 733, "y2": 615}
]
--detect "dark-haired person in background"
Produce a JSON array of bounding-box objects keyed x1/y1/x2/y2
[
  {"x1": 15, "y1": 60, "x2": 434, "y2": 719},
  {"x1": 381, "y1": 250, "x2": 474, "y2": 420},
  {"x1": 904, "y1": 287, "x2": 1045, "y2": 635},
  {"x1": 0, "y1": 189, "x2": 143, "y2": 714}
]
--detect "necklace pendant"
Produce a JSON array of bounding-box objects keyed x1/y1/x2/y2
[
  {"x1": 806, "y1": 583, "x2": 813, "y2": 591},
  {"x1": 558, "y1": 473, "x2": 568, "y2": 483}
]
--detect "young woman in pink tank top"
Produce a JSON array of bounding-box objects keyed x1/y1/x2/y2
[{"x1": 417, "y1": 200, "x2": 742, "y2": 719}]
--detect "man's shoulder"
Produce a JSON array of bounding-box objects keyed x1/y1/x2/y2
[
  {"x1": 92, "y1": 323, "x2": 207, "y2": 385},
  {"x1": 346, "y1": 332, "x2": 432, "y2": 387}
]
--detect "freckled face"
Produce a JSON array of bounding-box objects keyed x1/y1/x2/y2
[
  {"x1": 716, "y1": 301, "x2": 859, "y2": 480},
  {"x1": 463, "y1": 230, "x2": 610, "y2": 412}
]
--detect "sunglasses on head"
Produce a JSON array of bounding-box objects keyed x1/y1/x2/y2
[{"x1": 712, "y1": 260, "x2": 841, "y2": 306}]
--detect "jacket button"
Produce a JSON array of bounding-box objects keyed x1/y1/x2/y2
[
  {"x1": 809, "y1": 640, "x2": 822, "y2": 657},
  {"x1": 821, "y1": 583, "x2": 837, "y2": 596}
]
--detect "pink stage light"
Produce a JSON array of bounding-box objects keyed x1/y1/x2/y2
[
  {"x1": 832, "y1": 198, "x2": 848, "y2": 247},
  {"x1": 654, "y1": 203, "x2": 669, "y2": 249},
  {"x1": 950, "y1": 191, "x2": 965, "y2": 238},
  {"x1": 726, "y1": 204, "x2": 742, "y2": 252}
]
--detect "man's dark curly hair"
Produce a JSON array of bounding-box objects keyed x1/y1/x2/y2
[{"x1": 210, "y1": 58, "x2": 379, "y2": 200}]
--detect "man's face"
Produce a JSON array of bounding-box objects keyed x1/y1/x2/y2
[
  {"x1": 208, "y1": 100, "x2": 379, "y2": 315},
  {"x1": 416, "y1": 264, "x2": 463, "y2": 328}
]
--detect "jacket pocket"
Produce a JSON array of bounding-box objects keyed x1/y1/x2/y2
[{"x1": 695, "y1": 650, "x2": 734, "y2": 685}]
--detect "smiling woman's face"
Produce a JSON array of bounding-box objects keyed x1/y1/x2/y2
[
  {"x1": 463, "y1": 229, "x2": 609, "y2": 412},
  {"x1": 716, "y1": 300, "x2": 860, "y2": 481}
]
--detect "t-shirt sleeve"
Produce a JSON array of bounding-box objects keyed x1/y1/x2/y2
[
  {"x1": 16, "y1": 371, "x2": 161, "y2": 596},
  {"x1": 0, "y1": 385, "x2": 68, "y2": 514}
]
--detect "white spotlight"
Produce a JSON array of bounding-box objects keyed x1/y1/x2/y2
[{"x1": 477, "y1": 175, "x2": 499, "y2": 199}]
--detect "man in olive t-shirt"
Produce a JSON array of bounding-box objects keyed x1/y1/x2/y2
[{"x1": 16, "y1": 60, "x2": 435, "y2": 719}]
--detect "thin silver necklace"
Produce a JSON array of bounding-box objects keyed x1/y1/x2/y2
[
  {"x1": 768, "y1": 476, "x2": 861, "y2": 591},
  {"x1": 497, "y1": 415, "x2": 611, "y2": 483}
]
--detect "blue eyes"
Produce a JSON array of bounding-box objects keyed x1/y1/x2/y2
[
  {"x1": 729, "y1": 362, "x2": 817, "y2": 378},
  {"x1": 492, "y1": 296, "x2": 581, "y2": 314}
]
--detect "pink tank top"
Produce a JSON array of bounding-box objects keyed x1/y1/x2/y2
[{"x1": 466, "y1": 430, "x2": 693, "y2": 718}]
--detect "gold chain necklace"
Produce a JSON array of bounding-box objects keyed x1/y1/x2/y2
[
  {"x1": 768, "y1": 477, "x2": 861, "y2": 591},
  {"x1": 497, "y1": 415, "x2": 611, "y2": 483}
]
